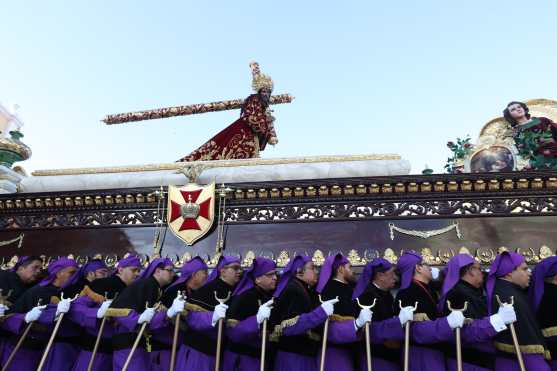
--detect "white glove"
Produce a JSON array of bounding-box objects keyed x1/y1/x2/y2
[
  {"x1": 489, "y1": 313, "x2": 507, "y2": 332},
  {"x1": 24, "y1": 305, "x2": 47, "y2": 323},
  {"x1": 0, "y1": 304, "x2": 8, "y2": 316},
  {"x1": 355, "y1": 307, "x2": 373, "y2": 329},
  {"x1": 496, "y1": 305, "x2": 516, "y2": 325},
  {"x1": 96, "y1": 300, "x2": 113, "y2": 319},
  {"x1": 431, "y1": 267, "x2": 440, "y2": 280},
  {"x1": 398, "y1": 306, "x2": 414, "y2": 326},
  {"x1": 256, "y1": 299, "x2": 273, "y2": 325},
  {"x1": 320, "y1": 297, "x2": 339, "y2": 316},
  {"x1": 211, "y1": 303, "x2": 228, "y2": 327},
  {"x1": 447, "y1": 311, "x2": 465, "y2": 329},
  {"x1": 56, "y1": 298, "x2": 72, "y2": 317},
  {"x1": 167, "y1": 295, "x2": 186, "y2": 319},
  {"x1": 138, "y1": 307, "x2": 156, "y2": 324}
]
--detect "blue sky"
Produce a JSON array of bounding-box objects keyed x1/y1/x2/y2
[{"x1": 1, "y1": 1, "x2": 556, "y2": 174}]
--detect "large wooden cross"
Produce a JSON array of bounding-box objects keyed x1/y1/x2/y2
[{"x1": 101, "y1": 93, "x2": 294, "y2": 125}]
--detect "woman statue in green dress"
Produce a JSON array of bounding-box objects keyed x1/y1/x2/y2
[{"x1": 504, "y1": 101, "x2": 557, "y2": 169}]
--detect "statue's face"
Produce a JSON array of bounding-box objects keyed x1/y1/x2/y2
[
  {"x1": 259, "y1": 89, "x2": 271, "y2": 105},
  {"x1": 507, "y1": 103, "x2": 526, "y2": 120}
]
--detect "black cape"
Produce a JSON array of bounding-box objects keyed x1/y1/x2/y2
[
  {"x1": 395, "y1": 280, "x2": 439, "y2": 320},
  {"x1": 0, "y1": 270, "x2": 32, "y2": 306},
  {"x1": 182, "y1": 277, "x2": 236, "y2": 356},
  {"x1": 357, "y1": 283, "x2": 401, "y2": 363},
  {"x1": 320, "y1": 279, "x2": 358, "y2": 317},
  {"x1": 443, "y1": 280, "x2": 494, "y2": 369},
  {"x1": 270, "y1": 278, "x2": 320, "y2": 357},
  {"x1": 537, "y1": 282, "x2": 557, "y2": 358},
  {"x1": 9, "y1": 283, "x2": 59, "y2": 314},
  {"x1": 226, "y1": 286, "x2": 273, "y2": 359},
  {"x1": 443, "y1": 280, "x2": 488, "y2": 318},
  {"x1": 88, "y1": 275, "x2": 127, "y2": 299},
  {"x1": 492, "y1": 279, "x2": 549, "y2": 359},
  {"x1": 110, "y1": 276, "x2": 162, "y2": 312}
]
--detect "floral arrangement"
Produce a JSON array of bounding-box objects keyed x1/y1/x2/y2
[{"x1": 444, "y1": 136, "x2": 473, "y2": 173}]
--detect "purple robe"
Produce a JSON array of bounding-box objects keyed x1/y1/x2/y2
[
  {"x1": 176, "y1": 310, "x2": 216, "y2": 371},
  {"x1": 357, "y1": 317, "x2": 404, "y2": 371},
  {"x1": 111, "y1": 309, "x2": 169, "y2": 371},
  {"x1": 177, "y1": 256, "x2": 239, "y2": 370},
  {"x1": 68, "y1": 295, "x2": 114, "y2": 371},
  {"x1": 397, "y1": 252, "x2": 453, "y2": 371},
  {"x1": 222, "y1": 258, "x2": 276, "y2": 371},
  {"x1": 273, "y1": 304, "x2": 328, "y2": 371},
  {"x1": 223, "y1": 316, "x2": 262, "y2": 371},
  {"x1": 354, "y1": 258, "x2": 403, "y2": 371},
  {"x1": 443, "y1": 318, "x2": 498, "y2": 371}
]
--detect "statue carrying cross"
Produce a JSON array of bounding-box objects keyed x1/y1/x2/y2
[{"x1": 102, "y1": 62, "x2": 294, "y2": 162}]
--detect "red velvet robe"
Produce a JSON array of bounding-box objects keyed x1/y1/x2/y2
[{"x1": 178, "y1": 94, "x2": 277, "y2": 162}]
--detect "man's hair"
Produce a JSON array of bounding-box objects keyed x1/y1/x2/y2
[
  {"x1": 503, "y1": 101, "x2": 530, "y2": 126},
  {"x1": 18, "y1": 256, "x2": 43, "y2": 269},
  {"x1": 459, "y1": 263, "x2": 475, "y2": 278}
]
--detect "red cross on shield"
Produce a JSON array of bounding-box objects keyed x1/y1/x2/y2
[{"x1": 167, "y1": 182, "x2": 216, "y2": 245}]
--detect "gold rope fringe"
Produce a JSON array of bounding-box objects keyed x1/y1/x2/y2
[
  {"x1": 269, "y1": 315, "x2": 300, "y2": 342},
  {"x1": 542, "y1": 326, "x2": 557, "y2": 338},
  {"x1": 105, "y1": 308, "x2": 132, "y2": 317},
  {"x1": 412, "y1": 313, "x2": 430, "y2": 322},
  {"x1": 79, "y1": 285, "x2": 105, "y2": 304},
  {"x1": 494, "y1": 341, "x2": 551, "y2": 360}
]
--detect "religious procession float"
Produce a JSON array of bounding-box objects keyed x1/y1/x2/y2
[
  {"x1": 0, "y1": 63, "x2": 556, "y2": 271},
  {"x1": 1, "y1": 62, "x2": 557, "y2": 371}
]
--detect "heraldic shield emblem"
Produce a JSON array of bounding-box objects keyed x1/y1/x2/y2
[{"x1": 167, "y1": 182, "x2": 216, "y2": 246}]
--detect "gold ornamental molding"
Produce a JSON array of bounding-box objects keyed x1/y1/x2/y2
[
  {"x1": 31, "y1": 154, "x2": 402, "y2": 176},
  {"x1": 1, "y1": 245, "x2": 554, "y2": 271},
  {"x1": 1, "y1": 175, "x2": 557, "y2": 211}
]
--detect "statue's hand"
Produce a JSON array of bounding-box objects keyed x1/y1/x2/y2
[{"x1": 268, "y1": 137, "x2": 278, "y2": 145}]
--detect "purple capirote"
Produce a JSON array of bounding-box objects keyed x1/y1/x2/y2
[
  {"x1": 437, "y1": 253, "x2": 475, "y2": 312},
  {"x1": 39, "y1": 257, "x2": 78, "y2": 286},
  {"x1": 137, "y1": 257, "x2": 174, "y2": 280},
  {"x1": 273, "y1": 255, "x2": 311, "y2": 297},
  {"x1": 396, "y1": 251, "x2": 422, "y2": 290},
  {"x1": 486, "y1": 251, "x2": 524, "y2": 314},
  {"x1": 233, "y1": 257, "x2": 276, "y2": 296},
  {"x1": 62, "y1": 259, "x2": 108, "y2": 289},
  {"x1": 529, "y1": 256, "x2": 557, "y2": 312},
  {"x1": 315, "y1": 253, "x2": 349, "y2": 294},
  {"x1": 166, "y1": 256, "x2": 208, "y2": 292},
  {"x1": 352, "y1": 257, "x2": 392, "y2": 299}
]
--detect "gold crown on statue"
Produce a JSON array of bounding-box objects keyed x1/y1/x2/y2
[{"x1": 250, "y1": 61, "x2": 274, "y2": 92}]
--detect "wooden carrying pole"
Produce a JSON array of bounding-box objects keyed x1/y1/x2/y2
[
  {"x1": 496, "y1": 296, "x2": 525, "y2": 371},
  {"x1": 398, "y1": 301, "x2": 418, "y2": 371},
  {"x1": 447, "y1": 300, "x2": 469, "y2": 371},
  {"x1": 356, "y1": 298, "x2": 377, "y2": 371},
  {"x1": 214, "y1": 291, "x2": 231, "y2": 371}
]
